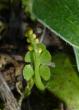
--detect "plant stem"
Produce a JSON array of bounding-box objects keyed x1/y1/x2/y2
[{"x1": 34, "y1": 51, "x2": 45, "y2": 90}]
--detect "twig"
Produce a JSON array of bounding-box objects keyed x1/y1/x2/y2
[
  {"x1": 60, "y1": 103, "x2": 64, "y2": 110},
  {"x1": 0, "y1": 73, "x2": 21, "y2": 110},
  {"x1": 40, "y1": 26, "x2": 46, "y2": 43}
]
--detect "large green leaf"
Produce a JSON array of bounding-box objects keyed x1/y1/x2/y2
[
  {"x1": 32, "y1": 0, "x2": 79, "y2": 48},
  {"x1": 47, "y1": 53, "x2": 79, "y2": 109}
]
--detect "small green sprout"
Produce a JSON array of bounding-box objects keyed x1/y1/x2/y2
[
  {"x1": 32, "y1": 33, "x2": 36, "y2": 39},
  {"x1": 23, "y1": 29, "x2": 52, "y2": 93},
  {"x1": 38, "y1": 48, "x2": 42, "y2": 54},
  {"x1": 28, "y1": 45, "x2": 33, "y2": 51},
  {"x1": 35, "y1": 38, "x2": 39, "y2": 44}
]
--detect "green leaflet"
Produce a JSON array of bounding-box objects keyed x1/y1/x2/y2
[
  {"x1": 23, "y1": 64, "x2": 34, "y2": 81},
  {"x1": 40, "y1": 50, "x2": 51, "y2": 64},
  {"x1": 39, "y1": 65, "x2": 51, "y2": 81},
  {"x1": 24, "y1": 51, "x2": 33, "y2": 62},
  {"x1": 37, "y1": 43, "x2": 46, "y2": 50}
]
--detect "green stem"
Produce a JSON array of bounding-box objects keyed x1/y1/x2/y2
[{"x1": 34, "y1": 52, "x2": 45, "y2": 90}]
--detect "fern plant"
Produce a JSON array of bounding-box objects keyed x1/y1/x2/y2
[{"x1": 23, "y1": 29, "x2": 52, "y2": 95}]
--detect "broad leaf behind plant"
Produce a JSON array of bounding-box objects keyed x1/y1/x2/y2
[{"x1": 47, "y1": 53, "x2": 79, "y2": 110}]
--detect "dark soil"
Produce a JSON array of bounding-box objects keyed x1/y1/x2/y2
[{"x1": 22, "y1": 87, "x2": 65, "y2": 110}]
